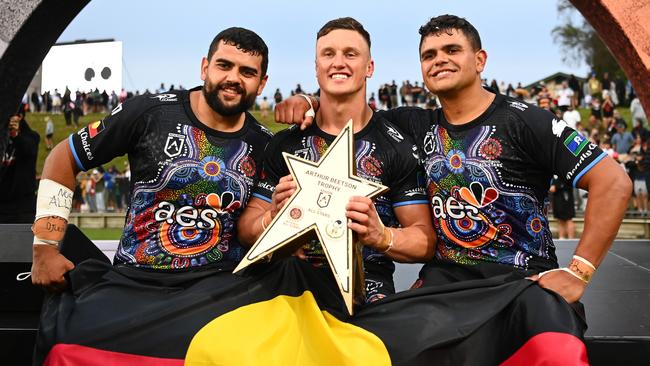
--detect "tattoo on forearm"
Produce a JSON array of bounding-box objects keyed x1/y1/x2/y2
[{"x1": 46, "y1": 221, "x2": 65, "y2": 233}]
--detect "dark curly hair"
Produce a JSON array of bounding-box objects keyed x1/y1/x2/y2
[
  {"x1": 207, "y1": 27, "x2": 269, "y2": 76},
  {"x1": 418, "y1": 15, "x2": 481, "y2": 52},
  {"x1": 317, "y1": 17, "x2": 371, "y2": 49}
]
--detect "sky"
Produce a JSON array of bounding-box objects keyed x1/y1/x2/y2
[{"x1": 56, "y1": 0, "x2": 590, "y2": 99}]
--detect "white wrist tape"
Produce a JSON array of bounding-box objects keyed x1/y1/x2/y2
[
  {"x1": 33, "y1": 236, "x2": 60, "y2": 248},
  {"x1": 35, "y1": 179, "x2": 74, "y2": 221},
  {"x1": 298, "y1": 94, "x2": 316, "y2": 118}
]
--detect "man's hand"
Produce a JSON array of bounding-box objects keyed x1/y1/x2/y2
[
  {"x1": 345, "y1": 196, "x2": 386, "y2": 251},
  {"x1": 274, "y1": 95, "x2": 316, "y2": 130},
  {"x1": 31, "y1": 244, "x2": 75, "y2": 292},
  {"x1": 270, "y1": 175, "x2": 297, "y2": 219},
  {"x1": 529, "y1": 270, "x2": 587, "y2": 303}
]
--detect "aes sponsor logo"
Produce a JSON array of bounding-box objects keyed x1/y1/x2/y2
[{"x1": 154, "y1": 201, "x2": 219, "y2": 229}]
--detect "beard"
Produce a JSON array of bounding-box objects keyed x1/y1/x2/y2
[{"x1": 202, "y1": 80, "x2": 257, "y2": 117}]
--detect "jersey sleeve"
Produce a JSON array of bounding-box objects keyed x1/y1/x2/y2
[
  {"x1": 518, "y1": 104, "x2": 607, "y2": 187},
  {"x1": 68, "y1": 97, "x2": 148, "y2": 171},
  {"x1": 381, "y1": 124, "x2": 429, "y2": 207},
  {"x1": 377, "y1": 107, "x2": 435, "y2": 144},
  {"x1": 251, "y1": 132, "x2": 290, "y2": 202}
]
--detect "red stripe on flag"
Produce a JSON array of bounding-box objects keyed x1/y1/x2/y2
[
  {"x1": 500, "y1": 332, "x2": 589, "y2": 366},
  {"x1": 44, "y1": 344, "x2": 184, "y2": 366}
]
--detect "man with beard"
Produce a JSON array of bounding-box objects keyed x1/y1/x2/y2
[
  {"x1": 276, "y1": 15, "x2": 630, "y2": 364},
  {"x1": 31, "y1": 27, "x2": 273, "y2": 363}
]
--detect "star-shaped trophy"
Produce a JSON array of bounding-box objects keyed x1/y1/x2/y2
[{"x1": 234, "y1": 120, "x2": 388, "y2": 314}]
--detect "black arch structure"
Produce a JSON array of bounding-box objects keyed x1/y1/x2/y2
[{"x1": 0, "y1": 0, "x2": 90, "y2": 154}]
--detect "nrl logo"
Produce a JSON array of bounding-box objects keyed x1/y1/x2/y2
[{"x1": 164, "y1": 133, "x2": 186, "y2": 158}]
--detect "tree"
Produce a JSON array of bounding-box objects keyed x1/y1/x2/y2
[{"x1": 552, "y1": 0, "x2": 625, "y2": 80}]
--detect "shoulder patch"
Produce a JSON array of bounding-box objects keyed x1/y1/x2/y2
[
  {"x1": 506, "y1": 100, "x2": 529, "y2": 112},
  {"x1": 150, "y1": 93, "x2": 178, "y2": 102},
  {"x1": 552, "y1": 118, "x2": 569, "y2": 138},
  {"x1": 385, "y1": 124, "x2": 404, "y2": 142}
]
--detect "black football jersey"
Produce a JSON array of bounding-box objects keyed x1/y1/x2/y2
[
  {"x1": 382, "y1": 93, "x2": 606, "y2": 270},
  {"x1": 69, "y1": 87, "x2": 272, "y2": 270}
]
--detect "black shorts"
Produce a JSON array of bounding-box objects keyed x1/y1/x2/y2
[{"x1": 552, "y1": 190, "x2": 575, "y2": 220}]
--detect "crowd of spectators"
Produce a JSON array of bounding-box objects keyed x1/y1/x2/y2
[
  {"x1": 10, "y1": 73, "x2": 649, "y2": 223},
  {"x1": 72, "y1": 164, "x2": 131, "y2": 213}
]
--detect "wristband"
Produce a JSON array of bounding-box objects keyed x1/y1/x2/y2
[
  {"x1": 33, "y1": 236, "x2": 60, "y2": 248},
  {"x1": 539, "y1": 267, "x2": 588, "y2": 283},
  {"x1": 379, "y1": 227, "x2": 394, "y2": 254},
  {"x1": 568, "y1": 256, "x2": 595, "y2": 283},
  {"x1": 298, "y1": 94, "x2": 316, "y2": 118},
  {"x1": 35, "y1": 179, "x2": 73, "y2": 221},
  {"x1": 572, "y1": 255, "x2": 596, "y2": 270}
]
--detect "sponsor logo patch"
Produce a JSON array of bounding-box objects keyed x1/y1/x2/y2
[
  {"x1": 564, "y1": 131, "x2": 589, "y2": 156},
  {"x1": 88, "y1": 121, "x2": 105, "y2": 138}
]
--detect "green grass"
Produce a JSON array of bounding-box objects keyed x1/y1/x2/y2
[
  {"x1": 80, "y1": 227, "x2": 124, "y2": 240},
  {"x1": 26, "y1": 110, "x2": 291, "y2": 175}
]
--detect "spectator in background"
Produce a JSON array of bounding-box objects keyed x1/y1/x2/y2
[
  {"x1": 489, "y1": 79, "x2": 498, "y2": 92},
  {"x1": 44, "y1": 117, "x2": 54, "y2": 150},
  {"x1": 260, "y1": 96, "x2": 270, "y2": 118},
  {"x1": 411, "y1": 81, "x2": 423, "y2": 107},
  {"x1": 63, "y1": 99, "x2": 75, "y2": 128},
  {"x1": 632, "y1": 118, "x2": 649, "y2": 141},
  {"x1": 93, "y1": 168, "x2": 106, "y2": 212},
  {"x1": 600, "y1": 72, "x2": 611, "y2": 92},
  {"x1": 498, "y1": 81, "x2": 507, "y2": 95},
  {"x1": 104, "y1": 166, "x2": 118, "y2": 212},
  {"x1": 568, "y1": 74, "x2": 581, "y2": 108},
  {"x1": 627, "y1": 139, "x2": 648, "y2": 215},
  {"x1": 563, "y1": 104, "x2": 581, "y2": 130},
  {"x1": 611, "y1": 122, "x2": 635, "y2": 159},
  {"x1": 556, "y1": 81, "x2": 574, "y2": 112},
  {"x1": 84, "y1": 171, "x2": 97, "y2": 213},
  {"x1": 0, "y1": 109, "x2": 39, "y2": 223},
  {"x1": 31, "y1": 91, "x2": 42, "y2": 113},
  {"x1": 273, "y1": 88, "x2": 283, "y2": 104},
  {"x1": 389, "y1": 80, "x2": 398, "y2": 109},
  {"x1": 536, "y1": 84, "x2": 552, "y2": 110},
  {"x1": 589, "y1": 97, "x2": 602, "y2": 130},
  {"x1": 399, "y1": 81, "x2": 409, "y2": 106},
  {"x1": 631, "y1": 97, "x2": 647, "y2": 128},
  {"x1": 120, "y1": 162, "x2": 131, "y2": 209},
  {"x1": 52, "y1": 89, "x2": 62, "y2": 114},
  {"x1": 550, "y1": 175, "x2": 575, "y2": 239},
  {"x1": 601, "y1": 91, "x2": 615, "y2": 130},
  {"x1": 588, "y1": 73, "x2": 601, "y2": 97},
  {"x1": 368, "y1": 92, "x2": 377, "y2": 111}
]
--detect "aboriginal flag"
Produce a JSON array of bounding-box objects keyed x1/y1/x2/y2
[{"x1": 35, "y1": 228, "x2": 588, "y2": 365}]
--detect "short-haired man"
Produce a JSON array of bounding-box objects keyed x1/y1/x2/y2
[
  {"x1": 239, "y1": 17, "x2": 436, "y2": 304},
  {"x1": 32, "y1": 27, "x2": 273, "y2": 362},
  {"x1": 277, "y1": 14, "x2": 631, "y2": 363}
]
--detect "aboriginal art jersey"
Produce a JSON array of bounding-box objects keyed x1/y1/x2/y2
[
  {"x1": 252, "y1": 114, "x2": 428, "y2": 280},
  {"x1": 68, "y1": 88, "x2": 272, "y2": 270},
  {"x1": 382, "y1": 93, "x2": 607, "y2": 271}
]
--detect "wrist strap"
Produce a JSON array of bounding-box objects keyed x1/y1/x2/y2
[
  {"x1": 537, "y1": 267, "x2": 588, "y2": 284},
  {"x1": 33, "y1": 236, "x2": 60, "y2": 248},
  {"x1": 35, "y1": 179, "x2": 73, "y2": 221},
  {"x1": 298, "y1": 94, "x2": 316, "y2": 118},
  {"x1": 572, "y1": 255, "x2": 596, "y2": 270},
  {"x1": 379, "y1": 227, "x2": 394, "y2": 254}
]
